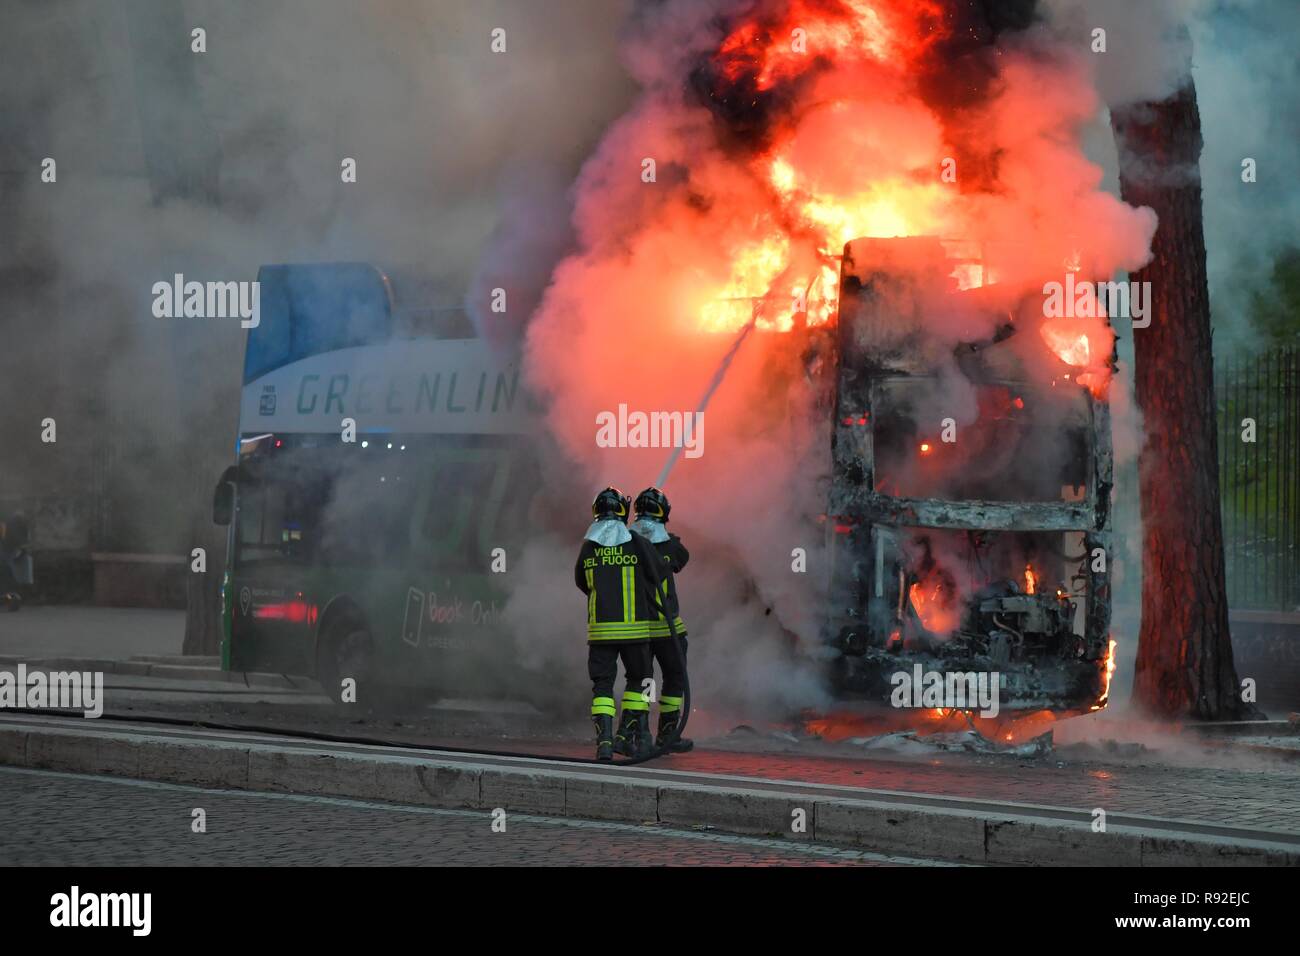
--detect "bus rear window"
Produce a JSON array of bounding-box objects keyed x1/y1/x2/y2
[{"x1": 871, "y1": 379, "x2": 1091, "y2": 502}]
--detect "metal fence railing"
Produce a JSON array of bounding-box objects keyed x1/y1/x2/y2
[{"x1": 1217, "y1": 346, "x2": 1300, "y2": 611}]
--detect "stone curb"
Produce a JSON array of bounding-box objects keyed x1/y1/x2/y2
[{"x1": 1, "y1": 719, "x2": 1295, "y2": 866}]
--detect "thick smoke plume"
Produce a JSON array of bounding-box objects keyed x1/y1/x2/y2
[
  {"x1": 1044, "y1": 0, "x2": 1300, "y2": 346},
  {"x1": 0, "y1": 0, "x2": 634, "y2": 554}
]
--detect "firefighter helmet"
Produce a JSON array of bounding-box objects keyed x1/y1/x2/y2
[
  {"x1": 634, "y1": 487, "x2": 670, "y2": 523},
  {"x1": 592, "y1": 486, "x2": 632, "y2": 523}
]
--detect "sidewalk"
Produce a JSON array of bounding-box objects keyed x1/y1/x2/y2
[
  {"x1": 0, "y1": 605, "x2": 183, "y2": 659},
  {"x1": 4, "y1": 607, "x2": 1297, "y2": 845},
  {"x1": 1, "y1": 713, "x2": 1295, "y2": 866}
]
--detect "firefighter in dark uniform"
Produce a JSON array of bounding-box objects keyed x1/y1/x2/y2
[
  {"x1": 575, "y1": 487, "x2": 665, "y2": 760},
  {"x1": 632, "y1": 487, "x2": 693, "y2": 753}
]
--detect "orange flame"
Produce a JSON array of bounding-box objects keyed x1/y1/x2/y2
[
  {"x1": 1041, "y1": 325, "x2": 1091, "y2": 367},
  {"x1": 1023, "y1": 563, "x2": 1037, "y2": 595},
  {"x1": 697, "y1": 1, "x2": 960, "y2": 334},
  {"x1": 802, "y1": 706, "x2": 1060, "y2": 743},
  {"x1": 909, "y1": 579, "x2": 959, "y2": 634},
  {"x1": 1039, "y1": 320, "x2": 1113, "y2": 398},
  {"x1": 1097, "y1": 638, "x2": 1118, "y2": 706},
  {"x1": 713, "y1": 0, "x2": 945, "y2": 92},
  {"x1": 695, "y1": 1, "x2": 1121, "y2": 413}
]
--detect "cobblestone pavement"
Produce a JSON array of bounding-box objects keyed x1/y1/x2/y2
[
  {"x1": 0, "y1": 767, "x2": 953, "y2": 866},
  {"x1": 662, "y1": 749, "x2": 1300, "y2": 834},
  {"x1": 468, "y1": 744, "x2": 1298, "y2": 835}
]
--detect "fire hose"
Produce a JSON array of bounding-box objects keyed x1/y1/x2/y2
[
  {"x1": 624, "y1": 564, "x2": 690, "y2": 765},
  {"x1": 620, "y1": 303, "x2": 767, "y2": 758}
]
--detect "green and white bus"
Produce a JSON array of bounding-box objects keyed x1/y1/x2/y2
[{"x1": 212, "y1": 263, "x2": 543, "y2": 701}]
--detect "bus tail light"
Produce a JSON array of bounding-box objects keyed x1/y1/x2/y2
[{"x1": 252, "y1": 599, "x2": 316, "y2": 624}]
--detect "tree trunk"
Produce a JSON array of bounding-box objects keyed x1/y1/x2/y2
[
  {"x1": 1110, "y1": 81, "x2": 1246, "y2": 719},
  {"x1": 182, "y1": 516, "x2": 225, "y2": 657}
]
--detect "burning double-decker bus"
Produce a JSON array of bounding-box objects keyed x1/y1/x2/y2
[{"x1": 822, "y1": 237, "x2": 1115, "y2": 723}]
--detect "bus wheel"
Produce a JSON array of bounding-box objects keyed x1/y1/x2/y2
[{"x1": 317, "y1": 617, "x2": 375, "y2": 706}]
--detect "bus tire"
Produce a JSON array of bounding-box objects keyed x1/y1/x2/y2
[{"x1": 316, "y1": 615, "x2": 376, "y2": 707}]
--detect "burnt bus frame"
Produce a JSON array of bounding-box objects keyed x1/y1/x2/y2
[
  {"x1": 828, "y1": 373, "x2": 1113, "y2": 664},
  {"x1": 825, "y1": 239, "x2": 1115, "y2": 673}
]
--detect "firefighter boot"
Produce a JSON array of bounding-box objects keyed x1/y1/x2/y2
[
  {"x1": 633, "y1": 711, "x2": 654, "y2": 757},
  {"x1": 613, "y1": 711, "x2": 637, "y2": 756},
  {"x1": 656, "y1": 711, "x2": 694, "y2": 753},
  {"x1": 593, "y1": 715, "x2": 614, "y2": 762}
]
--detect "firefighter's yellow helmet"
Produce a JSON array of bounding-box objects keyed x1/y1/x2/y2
[{"x1": 592, "y1": 486, "x2": 631, "y2": 523}]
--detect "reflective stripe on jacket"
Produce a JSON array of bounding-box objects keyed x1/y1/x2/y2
[
  {"x1": 574, "y1": 530, "x2": 663, "y2": 643},
  {"x1": 647, "y1": 534, "x2": 688, "y2": 639}
]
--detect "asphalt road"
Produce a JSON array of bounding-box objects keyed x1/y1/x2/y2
[{"x1": 0, "y1": 766, "x2": 951, "y2": 866}]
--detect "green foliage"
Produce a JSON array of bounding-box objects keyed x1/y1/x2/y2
[
  {"x1": 1249, "y1": 245, "x2": 1300, "y2": 345},
  {"x1": 1216, "y1": 344, "x2": 1300, "y2": 610}
]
